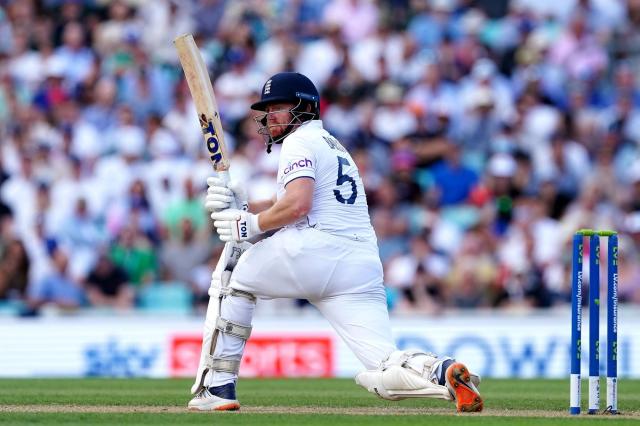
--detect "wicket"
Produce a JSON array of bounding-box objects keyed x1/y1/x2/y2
[{"x1": 569, "y1": 229, "x2": 618, "y2": 415}]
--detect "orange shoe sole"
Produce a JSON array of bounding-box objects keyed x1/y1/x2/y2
[
  {"x1": 446, "y1": 362, "x2": 484, "y2": 412},
  {"x1": 188, "y1": 402, "x2": 240, "y2": 412},
  {"x1": 214, "y1": 403, "x2": 240, "y2": 411}
]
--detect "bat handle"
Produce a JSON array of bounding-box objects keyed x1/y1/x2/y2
[
  {"x1": 216, "y1": 169, "x2": 246, "y2": 211},
  {"x1": 217, "y1": 170, "x2": 231, "y2": 185}
]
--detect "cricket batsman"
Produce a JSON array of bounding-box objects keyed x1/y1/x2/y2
[{"x1": 188, "y1": 72, "x2": 483, "y2": 412}]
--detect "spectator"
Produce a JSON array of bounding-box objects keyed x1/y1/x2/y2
[
  {"x1": 85, "y1": 253, "x2": 134, "y2": 309},
  {"x1": 548, "y1": 12, "x2": 608, "y2": 80},
  {"x1": 446, "y1": 228, "x2": 498, "y2": 308},
  {"x1": 385, "y1": 235, "x2": 447, "y2": 313},
  {"x1": 295, "y1": 24, "x2": 344, "y2": 90},
  {"x1": 51, "y1": 21, "x2": 95, "y2": 90},
  {"x1": 106, "y1": 178, "x2": 159, "y2": 244},
  {"x1": 214, "y1": 47, "x2": 267, "y2": 127},
  {"x1": 482, "y1": 153, "x2": 520, "y2": 235},
  {"x1": 162, "y1": 177, "x2": 207, "y2": 240},
  {"x1": 349, "y1": 23, "x2": 405, "y2": 83},
  {"x1": 0, "y1": 238, "x2": 30, "y2": 300},
  {"x1": 139, "y1": 0, "x2": 195, "y2": 64},
  {"x1": 82, "y1": 77, "x2": 119, "y2": 133},
  {"x1": 26, "y1": 247, "x2": 84, "y2": 311},
  {"x1": 110, "y1": 224, "x2": 158, "y2": 286},
  {"x1": 7, "y1": 28, "x2": 46, "y2": 92},
  {"x1": 146, "y1": 114, "x2": 181, "y2": 160},
  {"x1": 371, "y1": 82, "x2": 417, "y2": 144},
  {"x1": 323, "y1": 83, "x2": 363, "y2": 147},
  {"x1": 94, "y1": 106, "x2": 146, "y2": 200},
  {"x1": 430, "y1": 143, "x2": 479, "y2": 206},
  {"x1": 160, "y1": 218, "x2": 210, "y2": 285},
  {"x1": 407, "y1": 0, "x2": 459, "y2": 49},
  {"x1": 58, "y1": 197, "x2": 106, "y2": 279},
  {"x1": 323, "y1": 0, "x2": 379, "y2": 44},
  {"x1": 190, "y1": 245, "x2": 222, "y2": 312},
  {"x1": 1, "y1": 154, "x2": 37, "y2": 236},
  {"x1": 406, "y1": 62, "x2": 459, "y2": 121},
  {"x1": 163, "y1": 82, "x2": 201, "y2": 159},
  {"x1": 93, "y1": 0, "x2": 141, "y2": 57},
  {"x1": 119, "y1": 50, "x2": 173, "y2": 123},
  {"x1": 372, "y1": 206, "x2": 408, "y2": 263}
]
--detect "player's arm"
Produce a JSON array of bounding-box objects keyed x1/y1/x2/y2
[
  {"x1": 248, "y1": 196, "x2": 276, "y2": 214},
  {"x1": 210, "y1": 178, "x2": 313, "y2": 242},
  {"x1": 256, "y1": 177, "x2": 313, "y2": 231},
  {"x1": 206, "y1": 178, "x2": 275, "y2": 214}
]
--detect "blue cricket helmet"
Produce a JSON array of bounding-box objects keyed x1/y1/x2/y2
[{"x1": 251, "y1": 72, "x2": 320, "y2": 118}]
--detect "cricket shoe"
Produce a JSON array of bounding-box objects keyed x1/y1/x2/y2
[
  {"x1": 188, "y1": 382, "x2": 240, "y2": 411},
  {"x1": 445, "y1": 362, "x2": 483, "y2": 412}
]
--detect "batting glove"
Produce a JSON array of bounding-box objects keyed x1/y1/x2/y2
[
  {"x1": 211, "y1": 209, "x2": 263, "y2": 242},
  {"x1": 205, "y1": 177, "x2": 248, "y2": 212}
]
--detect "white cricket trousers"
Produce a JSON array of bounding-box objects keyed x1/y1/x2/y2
[{"x1": 210, "y1": 227, "x2": 397, "y2": 386}]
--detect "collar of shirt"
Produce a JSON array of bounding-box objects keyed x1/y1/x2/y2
[
  {"x1": 299, "y1": 120, "x2": 323, "y2": 131},
  {"x1": 285, "y1": 120, "x2": 324, "y2": 143}
]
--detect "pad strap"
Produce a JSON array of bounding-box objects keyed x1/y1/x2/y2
[
  {"x1": 220, "y1": 287, "x2": 257, "y2": 301},
  {"x1": 216, "y1": 317, "x2": 252, "y2": 339},
  {"x1": 206, "y1": 356, "x2": 241, "y2": 374},
  {"x1": 383, "y1": 350, "x2": 437, "y2": 376}
]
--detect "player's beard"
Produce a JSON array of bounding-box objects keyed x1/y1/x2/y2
[{"x1": 268, "y1": 122, "x2": 288, "y2": 139}]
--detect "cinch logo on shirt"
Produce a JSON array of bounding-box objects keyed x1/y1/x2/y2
[{"x1": 284, "y1": 158, "x2": 313, "y2": 174}]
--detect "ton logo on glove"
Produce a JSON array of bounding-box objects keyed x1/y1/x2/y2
[{"x1": 239, "y1": 221, "x2": 248, "y2": 239}]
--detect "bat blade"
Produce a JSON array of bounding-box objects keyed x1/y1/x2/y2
[{"x1": 174, "y1": 34, "x2": 230, "y2": 173}]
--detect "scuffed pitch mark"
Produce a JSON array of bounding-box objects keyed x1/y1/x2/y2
[{"x1": 1, "y1": 404, "x2": 638, "y2": 418}]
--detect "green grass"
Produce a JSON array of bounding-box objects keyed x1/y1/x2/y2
[{"x1": 0, "y1": 378, "x2": 638, "y2": 425}]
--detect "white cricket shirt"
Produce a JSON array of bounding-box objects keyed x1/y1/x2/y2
[{"x1": 276, "y1": 120, "x2": 376, "y2": 241}]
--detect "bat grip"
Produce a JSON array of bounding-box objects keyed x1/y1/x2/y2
[
  {"x1": 213, "y1": 170, "x2": 240, "y2": 277},
  {"x1": 217, "y1": 170, "x2": 231, "y2": 185},
  {"x1": 216, "y1": 170, "x2": 246, "y2": 211}
]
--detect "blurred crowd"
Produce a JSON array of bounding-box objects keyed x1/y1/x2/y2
[{"x1": 1, "y1": 0, "x2": 640, "y2": 316}]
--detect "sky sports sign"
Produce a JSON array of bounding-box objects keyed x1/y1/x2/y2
[
  {"x1": 0, "y1": 315, "x2": 637, "y2": 378},
  {"x1": 171, "y1": 335, "x2": 333, "y2": 378}
]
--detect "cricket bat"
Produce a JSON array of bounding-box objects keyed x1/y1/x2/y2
[{"x1": 174, "y1": 34, "x2": 248, "y2": 395}]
